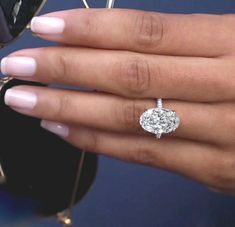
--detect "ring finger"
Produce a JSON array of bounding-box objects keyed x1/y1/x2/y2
[{"x1": 3, "y1": 85, "x2": 232, "y2": 145}]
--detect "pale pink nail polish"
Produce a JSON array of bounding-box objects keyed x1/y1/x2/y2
[
  {"x1": 31, "y1": 17, "x2": 65, "y2": 35},
  {"x1": 41, "y1": 120, "x2": 69, "y2": 138},
  {"x1": 4, "y1": 89, "x2": 37, "y2": 110},
  {"x1": 1, "y1": 57, "x2": 37, "y2": 77}
]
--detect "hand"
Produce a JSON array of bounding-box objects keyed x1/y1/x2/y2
[{"x1": 1, "y1": 9, "x2": 235, "y2": 195}]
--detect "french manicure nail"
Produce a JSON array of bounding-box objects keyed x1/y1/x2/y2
[
  {"x1": 1, "y1": 56, "x2": 37, "y2": 77},
  {"x1": 41, "y1": 120, "x2": 69, "y2": 138},
  {"x1": 4, "y1": 89, "x2": 37, "y2": 110},
  {"x1": 31, "y1": 17, "x2": 65, "y2": 35}
]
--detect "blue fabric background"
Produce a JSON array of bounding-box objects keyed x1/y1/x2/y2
[{"x1": 1, "y1": 0, "x2": 235, "y2": 226}]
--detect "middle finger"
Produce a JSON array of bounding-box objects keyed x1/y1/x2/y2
[{"x1": 1, "y1": 47, "x2": 232, "y2": 102}]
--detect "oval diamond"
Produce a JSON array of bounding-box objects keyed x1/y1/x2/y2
[{"x1": 140, "y1": 108, "x2": 180, "y2": 138}]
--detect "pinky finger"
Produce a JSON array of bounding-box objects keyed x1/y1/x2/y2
[{"x1": 40, "y1": 120, "x2": 222, "y2": 190}]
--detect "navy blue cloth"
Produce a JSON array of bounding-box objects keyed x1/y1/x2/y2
[{"x1": 1, "y1": 1, "x2": 235, "y2": 226}]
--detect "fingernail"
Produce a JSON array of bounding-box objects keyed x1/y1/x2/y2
[
  {"x1": 1, "y1": 57, "x2": 37, "y2": 77},
  {"x1": 4, "y1": 89, "x2": 37, "y2": 110},
  {"x1": 41, "y1": 120, "x2": 69, "y2": 138},
  {"x1": 31, "y1": 17, "x2": 65, "y2": 35}
]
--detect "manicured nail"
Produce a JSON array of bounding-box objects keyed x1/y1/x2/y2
[
  {"x1": 1, "y1": 57, "x2": 37, "y2": 77},
  {"x1": 4, "y1": 89, "x2": 37, "y2": 110},
  {"x1": 41, "y1": 120, "x2": 69, "y2": 138},
  {"x1": 31, "y1": 17, "x2": 65, "y2": 35}
]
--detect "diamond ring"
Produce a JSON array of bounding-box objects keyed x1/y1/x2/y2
[{"x1": 139, "y1": 99, "x2": 180, "y2": 139}]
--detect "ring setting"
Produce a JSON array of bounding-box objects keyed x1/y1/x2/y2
[{"x1": 139, "y1": 99, "x2": 180, "y2": 139}]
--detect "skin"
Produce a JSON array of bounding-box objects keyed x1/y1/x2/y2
[{"x1": 3, "y1": 9, "x2": 235, "y2": 195}]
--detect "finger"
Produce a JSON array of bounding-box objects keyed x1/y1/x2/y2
[
  {"x1": 40, "y1": 122, "x2": 225, "y2": 188},
  {"x1": 31, "y1": 9, "x2": 234, "y2": 57},
  {"x1": 4, "y1": 85, "x2": 233, "y2": 145},
  {"x1": 2, "y1": 48, "x2": 232, "y2": 102}
]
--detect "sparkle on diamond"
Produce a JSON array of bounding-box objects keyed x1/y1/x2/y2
[{"x1": 140, "y1": 108, "x2": 180, "y2": 136}]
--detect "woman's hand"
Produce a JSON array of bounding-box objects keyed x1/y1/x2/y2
[{"x1": 1, "y1": 9, "x2": 235, "y2": 195}]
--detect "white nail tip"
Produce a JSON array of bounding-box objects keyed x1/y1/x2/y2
[
  {"x1": 41, "y1": 120, "x2": 69, "y2": 138},
  {"x1": 0, "y1": 56, "x2": 37, "y2": 77},
  {"x1": 4, "y1": 89, "x2": 37, "y2": 110},
  {"x1": 1, "y1": 57, "x2": 7, "y2": 75},
  {"x1": 31, "y1": 17, "x2": 65, "y2": 35}
]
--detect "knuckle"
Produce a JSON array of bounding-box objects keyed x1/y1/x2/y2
[
  {"x1": 54, "y1": 53, "x2": 71, "y2": 81},
  {"x1": 78, "y1": 12, "x2": 98, "y2": 40},
  {"x1": 35, "y1": 48, "x2": 72, "y2": 83},
  {"x1": 131, "y1": 143, "x2": 156, "y2": 166},
  {"x1": 117, "y1": 57, "x2": 151, "y2": 96},
  {"x1": 134, "y1": 12, "x2": 165, "y2": 50},
  {"x1": 54, "y1": 94, "x2": 72, "y2": 120},
  {"x1": 117, "y1": 99, "x2": 145, "y2": 130}
]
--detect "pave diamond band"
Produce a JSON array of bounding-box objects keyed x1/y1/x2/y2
[{"x1": 139, "y1": 98, "x2": 180, "y2": 139}]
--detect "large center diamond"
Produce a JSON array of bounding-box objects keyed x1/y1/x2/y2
[{"x1": 140, "y1": 108, "x2": 180, "y2": 137}]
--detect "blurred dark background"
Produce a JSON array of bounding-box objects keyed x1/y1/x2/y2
[{"x1": 1, "y1": 0, "x2": 235, "y2": 226}]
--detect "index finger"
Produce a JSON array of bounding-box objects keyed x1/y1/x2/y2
[{"x1": 31, "y1": 9, "x2": 234, "y2": 57}]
